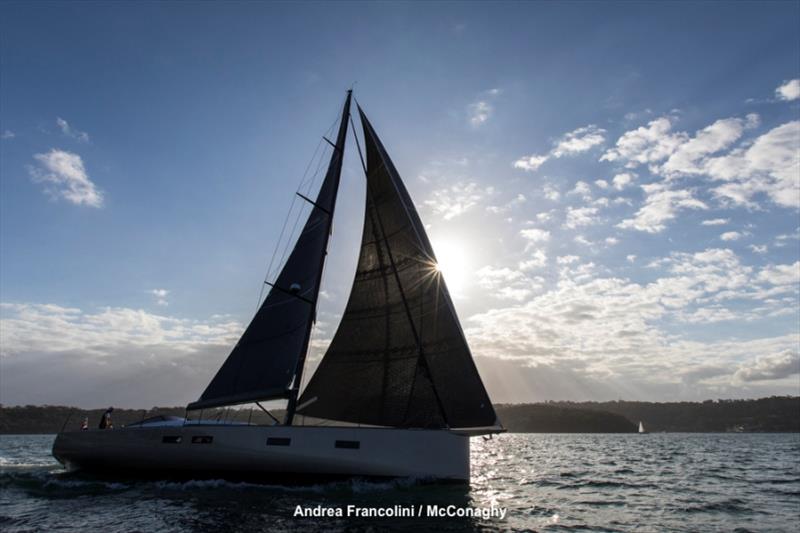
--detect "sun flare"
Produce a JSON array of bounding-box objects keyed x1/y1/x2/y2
[{"x1": 431, "y1": 238, "x2": 469, "y2": 297}]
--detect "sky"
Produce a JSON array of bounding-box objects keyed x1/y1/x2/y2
[{"x1": 1, "y1": 1, "x2": 798, "y2": 408}]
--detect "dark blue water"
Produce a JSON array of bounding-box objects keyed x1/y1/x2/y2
[{"x1": 1, "y1": 433, "x2": 798, "y2": 532}]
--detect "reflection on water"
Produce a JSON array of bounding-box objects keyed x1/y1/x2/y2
[{"x1": 1, "y1": 433, "x2": 798, "y2": 532}]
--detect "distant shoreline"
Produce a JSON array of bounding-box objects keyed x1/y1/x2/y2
[{"x1": 2, "y1": 397, "x2": 797, "y2": 434}]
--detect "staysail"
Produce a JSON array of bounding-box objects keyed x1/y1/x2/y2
[
  {"x1": 297, "y1": 106, "x2": 499, "y2": 430},
  {"x1": 187, "y1": 91, "x2": 352, "y2": 411}
]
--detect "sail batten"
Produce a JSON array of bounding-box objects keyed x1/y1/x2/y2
[
  {"x1": 297, "y1": 106, "x2": 499, "y2": 430},
  {"x1": 188, "y1": 92, "x2": 352, "y2": 412}
]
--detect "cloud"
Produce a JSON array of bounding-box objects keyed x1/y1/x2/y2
[
  {"x1": 424, "y1": 181, "x2": 495, "y2": 220},
  {"x1": 551, "y1": 125, "x2": 606, "y2": 157},
  {"x1": 1, "y1": 130, "x2": 15, "y2": 140},
  {"x1": 149, "y1": 289, "x2": 170, "y2": 306},
  {"x1": 487, "y1": 193, "x2": 526, "y2": 214},
  {"x1": 701, "y1": 218, "x2": 729, "y2": 226},
  {"x1": 475, "y1": 266, "x2": 540, "y2": 301},
  {"x1": 519, "y1": 250, "x2": 548, "y2": 271},
  {"x1": 564, "y1": 206, "x2": 599, "y2": 229},
  {"x1": 464, "y1": 246, "x2": 799, "y2": 400},
  {"x1": 617, "y1": 183, "x2": 707, "y2": 233},
  {"x1": 519, "y1": 228, "x2": 551, "y2": 243},
  {"x1": 601, "y1": 117, "x2": 686, "y2": 167},
  {"x1": 468, "y1": 101, "x2": 492, "y2": 127},
  {"x1": 756, "y1": 261, "x2": 800, "y2": 286},
  {"x1": 611, "y1": 172, "x2": 635, "y2": 190},
  {"x1": 734, "y1": 350, "x2": 800, "y2": 382},
  {"x1": 0, "y1": 302, "x2": 243, "y2": 406},
  {"x1": 513, "y1": 154, "x2": 548, "y2": 172},
  {"x1": 514, "y1": 124, "x2": 606, "y2": 172},
  {"x1": 542, "y1": 184, "x2": 561, "y2": 201},
  {"x1": 776, "y1": 79, "x2": 800, "y2": 102},
  {"x1": 704, "y1": 121, "x2": 800, "y2": 208},
  {"x1": 749, "y1": 244, "x2": 768, "y2": 254},
  {"x1": 28, "y1": 149, "x2": 104, "y2": 207},
  {"x1": 603, "y1": 113, "x2": 799, "y2": 209},
  {"x1": 567, "y1": 180, "x2": 593, "y2": 200},
  {"x1": 720, "y1": 231, "x2": 742, "y2": 241},
  {"x1": 56, "y1": 117, "x2": 90, "y2": 143}
]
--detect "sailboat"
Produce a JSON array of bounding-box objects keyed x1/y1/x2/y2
[
  {"x1": 52, "y1": 91, "x2": 504, "y2": 482},
  {"x1": 638, "y1": 421, "x2": 647, "y2": 434}
]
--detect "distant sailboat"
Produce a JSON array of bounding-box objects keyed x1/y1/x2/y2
[
  {"x1": 638, "y1": 421, "x2": 647, "y2": 434},
  {"x1": 52, "y1": 90, "x2": 504, "y2": 482}
]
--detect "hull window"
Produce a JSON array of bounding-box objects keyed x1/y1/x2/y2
[
  {"x1": 266, "y1": 437, "x2": 291, "y2": 446},
  {"x1": 335, "y1": 440, "x2": 360, "y2": 449},
  {"x1": 162, "y1": 436, "x2": 182, "y2": 444},
  {"x1": 191, "y1": 436, "x2": 213, "y2": 444}
]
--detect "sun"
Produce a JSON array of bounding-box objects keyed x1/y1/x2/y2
[{"x1": 430, "y1": 238, "x2": 469, "y2": 297}]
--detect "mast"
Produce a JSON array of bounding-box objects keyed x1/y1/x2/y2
[
  {"x1": 296, "y1": 105, "x2": 501, "y2": 433},
  {"x1": 284, "y1": 89, "x2": 352, "y2": 425},
  {"x1": 188, "y1": 90, "x2": 352, "y2": 413}
]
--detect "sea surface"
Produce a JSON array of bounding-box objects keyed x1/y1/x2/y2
[{"x1": 1, "y1": 433, "x2": 798, "y2": 532}]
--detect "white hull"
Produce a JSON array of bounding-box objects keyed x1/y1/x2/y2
[{"x1": 52, "y1": 423, "x2": 471, "y2": 482}]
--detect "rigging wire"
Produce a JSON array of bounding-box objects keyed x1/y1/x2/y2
[{"x1": 254, "y1": 106, "x2": 342, "y2": 311}]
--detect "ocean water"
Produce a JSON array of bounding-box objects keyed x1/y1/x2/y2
[{"x1": 1, "y1": 433, "x2": 798, "y2": 532}]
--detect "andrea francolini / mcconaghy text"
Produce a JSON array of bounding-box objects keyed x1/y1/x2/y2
[{"x1": 293, "y1": 504, "x2": 508, "y2": 520}]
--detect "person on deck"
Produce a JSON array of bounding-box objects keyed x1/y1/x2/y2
[{"x1": 98, "y1": 407, "x2": 114, "y2": 429}]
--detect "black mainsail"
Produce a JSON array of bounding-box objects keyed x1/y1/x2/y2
[
  {"x1": 297, "y1": 106, "x2": 499, "y2": 431},
  {"x1": 188, "y1": 91, "x2": 352, "y2": 412}
]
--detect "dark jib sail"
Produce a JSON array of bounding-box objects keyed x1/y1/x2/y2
[
  {"x1": 188, "y1": 92, "x2": 352, "y2": 411},
  {"x1": 297, "y1": 106, "x2": 499, "y2": 430}
]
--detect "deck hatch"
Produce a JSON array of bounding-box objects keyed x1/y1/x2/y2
[
  {"x1": 266, "y1": 437, "x2": 291, "y2": 446},
  {"x1": 191, "y1": 436, "x2": 213, "y2": 444},
  {"x1": 334, "y1": 440, "x2": 360, "y2": 449},
  {"x1": 162, "y1": 436, "x2": 182, "y2": 444}
]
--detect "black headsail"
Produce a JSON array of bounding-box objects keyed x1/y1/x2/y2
[
  {"x1": 188, "y1": 91, "x2": 352, "y2": 412},
  {"x1": 297, "y1": 106, "x2": 500, "y2": 432}
]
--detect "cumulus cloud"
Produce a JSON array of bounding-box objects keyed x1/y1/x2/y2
[
  {"x1": 520, "y1": 228, "x2": 551, "y2": 243},
  {"x1": 513, "y1": 154, "x2": 548, "y2": 172},
  {"x1": 564, "y1": 206, "x2": 600, "y2": 229},
  {"x1": 702, "y1": 218, "x2": 729, "y2": 226},
  {"x1": 464, "y1": 247, "x2": 799, "y2": 399},
  {"x1": 487, "y1": 193, "x2": 526, "y2": 214},
  {"x1": 756, "y1": 261, "x2": 800, "y2": 286},
  {"x1": 514, "y1": 124, "x2": 606, "y2": 172},
  {"x1": 149, "y1": 289, "x2": 170, "y2": 306},
  {"x1": 468, "y1": 100, "x2": 492, "y2": 127},
  {"x1": 617, "y1": 183, "x2": 707, "y2": 233},
  {"x1": 56, "y1": 117, "x2": 90, "y2": 143},
  {"x1": 1, "y1": 130, "x2": 15, "y2": 140},
  {"x1": 660, "y1": 115, "x2": 758, "y2": 176},
  {"x1": 475, "y1": 266, "x2": 540, "y2": 301},
  {"x1": 612, "y1": 172, "x2": 635, "y2": 190},
  {"x1": 776, "y1": 79, "x2": 800, "y2": 102},
  {"x1": 542, "y1": 184, "x2": 561, "y2": 201},
  {"x1": 551, "y1": 125, "x2": 606, "y2": 157},
  {"x1": 424, "y1": 181, "x2": 495, "y2": 220},
  {"x1": 704, "y1": 121, "x2": 800, "y2": 208},
  {"x1": 602, "y1": 113, "x2": 799, "y2": 209},
  {"x1": 601, "y1": 117, "x2": 687, "y2": 167},
  {"x1": 28, "y1": 149, "x2": 104, "y2": 207},
  {"x1": 734, "y1": 350, "x2": 800, "y2": 382},
  {"x1": 0, "y1": 302, "x2": 243, "y2": 406},
  {"x1": 720, "y1": 231, "x2": 742, "y2": 241},
  {"x1": 567, "y1": 180, "x2": 593, "y2": 200},
  {"x1": 519, "y1": 250, "x2": 548, "y2": 271}
]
